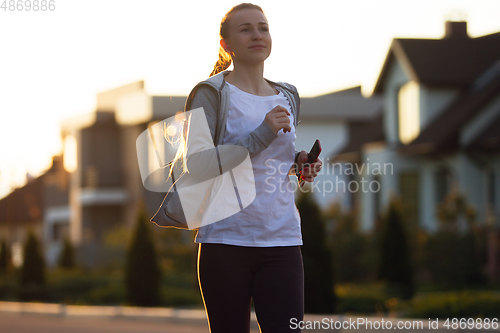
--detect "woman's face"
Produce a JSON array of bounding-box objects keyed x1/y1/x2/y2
[{"x1": 222, "y1": 9, "x2": 272, "y2": 65}]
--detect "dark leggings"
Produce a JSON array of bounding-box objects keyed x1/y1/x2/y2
[{"x1": 197, "y1": 243, "x2": 304, "y2": 333}]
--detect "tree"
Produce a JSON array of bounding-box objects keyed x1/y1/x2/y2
[
  {"x1": 425, "y1": 189, "x2": 485, "y2": 287},
  {"x1": 377, "y1": 198, "x2": 415, "y2": 300},
  {"x1": 326, "y1": 203, "x2": 377, "y2": 283},
  {"x1": 125, "y1": 205, "x2": 161, "y2": 306},
  {"x1": 20, "y1": 231, "x2": 46, "y2": 285},
  {"x1": 58, "y1": 236, "x2": 76, "y2": 269},
  {"x1": 19, "y1": 231, "x2": 46, "y2": 301},
  {"x1": 297, "y1": 190, "x2": 337, "y2": 313},
  {"x1": 0, "y1": 239, "x2": 10, "y2": 274}
]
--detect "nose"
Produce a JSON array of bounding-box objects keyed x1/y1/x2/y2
[{"x1": 252, "y1": 29, "x2": 262, "y2": 40}]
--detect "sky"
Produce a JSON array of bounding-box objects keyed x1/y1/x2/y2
[{"x1": 1, "y1": 0, "x2": 500, "y2": 199}]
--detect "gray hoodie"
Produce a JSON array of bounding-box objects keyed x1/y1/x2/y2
[{"x1": 185, "y1": 70, "x2": 301, "y2": 167}]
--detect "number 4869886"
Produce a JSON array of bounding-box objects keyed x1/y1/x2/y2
[{"x1": 1, "y1": 0, "x2": 56, "y2": 11}]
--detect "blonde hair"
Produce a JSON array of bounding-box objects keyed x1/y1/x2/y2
[{"x1": 209, "y1": 3, "x2": 265, "y2": 77}]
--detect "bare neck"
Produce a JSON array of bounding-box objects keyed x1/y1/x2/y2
[{"x1": 224, "y1": 62, "x2": 275, "y2": 96}]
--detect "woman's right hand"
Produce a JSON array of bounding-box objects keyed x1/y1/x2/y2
[{"x1": 264, "y1": 106, "x2": 291, "y2": 134}]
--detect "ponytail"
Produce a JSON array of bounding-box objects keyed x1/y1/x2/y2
[{"x1": 210, "y1": 46, "x2": 232, "y2": 77}]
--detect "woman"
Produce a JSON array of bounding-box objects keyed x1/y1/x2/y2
[{"x1": 185, "y1": 3, "x2": 322, "y2": 332}]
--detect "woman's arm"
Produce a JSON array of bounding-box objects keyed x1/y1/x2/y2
[{"x1": 188, "y1": 85, "x2": 279, "y2": 157}]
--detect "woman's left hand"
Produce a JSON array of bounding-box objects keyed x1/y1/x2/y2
[{"x1": 297, "y1": 150, "x2": 322, "y2": 182}]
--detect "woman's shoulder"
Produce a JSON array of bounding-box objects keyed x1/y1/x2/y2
[
  {"x1": 187, "y1": 72, "x2": 227, "y2": 99},
  {"x1": 266, "y1": 79, "x2": 299, "y2": 96},
  {"x1": 186, "y1": 72, "x2": 227, "y2": 102},
  {"x1": 185, "y1": 80, "x2": 221, "y2": 113}
]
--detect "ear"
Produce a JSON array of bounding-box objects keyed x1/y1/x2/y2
[{"x1": 220, "y1": 39, "x2": 232, "y2": 53}]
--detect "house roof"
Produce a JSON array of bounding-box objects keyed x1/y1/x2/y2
[
  {"x1": 399, "y1": 62, "x2": 500, "y2": 155},
  {"x1": 465, "y1": 112, "x2": 500, "y2": 152},
  {"x1": 0, "y1": 176, "x2": 44, "y2": 225},
  {"x1": 300, "y1": 86, "x2": 383, "y2": 162},
  {"x1": 372, "y1": 22, "x2": 500, "y2": 94},
  {"x1": 335, "y1": 21, "x2": 500, "y2": 160},
  {"x1": 152, "y1": 96, "x2": 187, "y2": 120},
  {"x1": 332, "y1": 113, "x2": 385, "y2": 162},
  {"x1": 0, "y1": 156, "x2": 69, "y2": 224},
  {"x1": 300, "y1": 86, "x2": 382, "y2": 121}
]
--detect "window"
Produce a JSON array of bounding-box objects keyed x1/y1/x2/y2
[
  {"x1": 487, "y1": 167, "x2": 496, "y2": 210},
  {"x1": 52, "y1": 223, "x2": 68, "y2": 242},
  {"x1": 399, "y1": 172, "x2": 420, "y2": 228},
  {"x1": 435, "y1": 166, "x2": 452, "y2": 203},
  {"x1": 398, "y1": 81, "x2": 420, "y2": 144},
  {"x1": 11, "y1": 242, "x2": 23, "y2": 268},
  {"x1": 63, "y1": 135, "x2": 77, "y2": 173},
  {"x1": 373, "y1": 174, "x2": 382, "y2": 218},
  {"x1": 373, "y1": 174, "x2": 382, "y2": 230}
]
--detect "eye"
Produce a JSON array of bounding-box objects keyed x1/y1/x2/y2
[
  {"x1": 241, "y1": 28, "x2": 249, "y2": 32},
  {"x1": 261, "y1": 27, "x2": 269, "y2": 32}
]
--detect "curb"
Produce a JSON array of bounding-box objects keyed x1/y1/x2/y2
[
  {"x1": 2, "y1": 302, "x2": 499, "y2": 331},
  {"x1": 0, "y1": 301, "x2": 207, "y2": 322},
  {"x1": 0, "y1": 301, "x2": 260, "y2": 328}
]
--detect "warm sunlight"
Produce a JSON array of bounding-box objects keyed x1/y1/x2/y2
[
  {"x1": 0, "y1": 2, "x2": 500, "y2": 328},
  {"x1": 1, "y1": 0, "x2": 500, "y2": 199}
]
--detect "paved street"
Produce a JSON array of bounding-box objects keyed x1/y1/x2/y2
[
  {"x1": 1, "y1": 310, "x2": 498, "y2": 333},
  {"x1": 0, "y1": 313, "x2": 261, "y2": 333}
]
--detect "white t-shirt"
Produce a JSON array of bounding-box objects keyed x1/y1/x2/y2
[{"x1": 194, "y1": 82, "x2": 302, "y2": 246}]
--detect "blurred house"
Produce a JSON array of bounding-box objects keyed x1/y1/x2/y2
[
  {"x1": 333, "y1": 21, "x2": 500, "y2": 237},
  {"x1": 58, "y1": 81, "x2": 186, "y2": 267},
  {"x1": 297, "y1": 86, "x2": 383, "y2": 208},
  {"x1": 0, "y1": 156, "x2": 68, "y2": 268},
  {"x1": 0, "y1": 77, "x2": 381, "y2": 268},
  {"x1": 1, "y1": 20, "x2": 498, "y2": 273}
]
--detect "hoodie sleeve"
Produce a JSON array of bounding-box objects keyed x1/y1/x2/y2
[{"x1": 187, "y1": 85, "x2": 278, "y2": 157}]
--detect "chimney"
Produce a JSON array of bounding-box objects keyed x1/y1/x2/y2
[{"x1": 444, "y1": 21, "x2": 469, "y2": 39}]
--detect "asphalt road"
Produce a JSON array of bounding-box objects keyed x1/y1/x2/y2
[
  {"x1": 2, "y1": 312, "x2": 497, "y2": 333},
  {"x1": 0, "y1": 313, "x2": 262, "y2": 333}
]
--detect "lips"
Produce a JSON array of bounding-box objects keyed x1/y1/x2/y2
[{"x1": 249, "y1": 45, "x2": 266, "y2": 49}]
